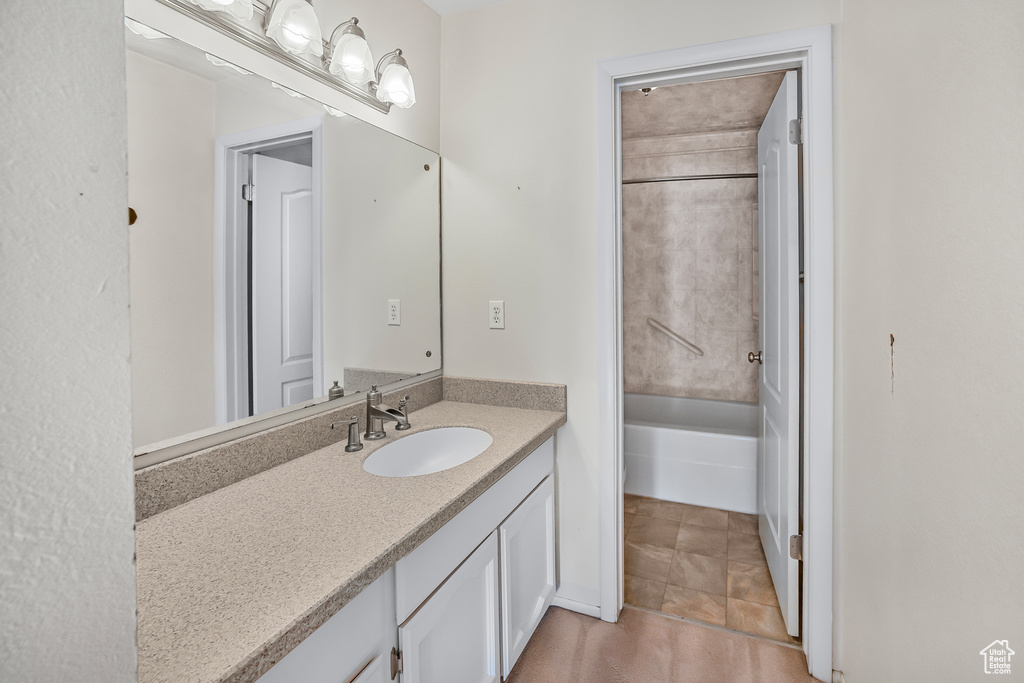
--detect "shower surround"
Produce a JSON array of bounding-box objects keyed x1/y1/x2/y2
[{"x1": 621, "y1": 72, "x2": 785, "y2": 404}]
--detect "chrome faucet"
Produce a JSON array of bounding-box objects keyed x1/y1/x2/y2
[{"x1": 364, "y1": 385, "x2": 411, "y2": 440}]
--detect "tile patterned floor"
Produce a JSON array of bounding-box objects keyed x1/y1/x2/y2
[{"x1": 624, "y1": 494, "x2": 799, "y2": 645}]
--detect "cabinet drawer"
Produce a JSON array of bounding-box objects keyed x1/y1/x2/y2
[{"x1": 394, "y1": 436, "x2": 554, "y2": 624}]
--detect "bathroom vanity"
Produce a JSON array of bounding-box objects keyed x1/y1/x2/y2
[{"x1": 134, "y1": 391, "x2": 565, "y2": 683}]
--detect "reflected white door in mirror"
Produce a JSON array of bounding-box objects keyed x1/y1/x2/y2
[{"x1": 125, "y1": 8, "x2": 441, "y2": 460}]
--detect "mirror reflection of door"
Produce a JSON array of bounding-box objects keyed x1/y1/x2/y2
[{"x1": 250, "y1": 148, "x2": 315, "y2": 416}]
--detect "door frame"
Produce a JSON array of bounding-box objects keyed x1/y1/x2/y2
[
  {"x1": 595, "y1": 26, "x2": 834, "y2": 680},
  {"x1": 214, "y1": 116, "x2": 324, "y2": 425}
]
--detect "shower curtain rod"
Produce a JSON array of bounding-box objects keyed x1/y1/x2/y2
[{"x1": 623, "y1": 172, "x2": 757, "y2": 185}]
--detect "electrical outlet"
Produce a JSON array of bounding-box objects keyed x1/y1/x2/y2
[
  {"x1": 388, "y1": 299, "x2": 401, "y2": 326},
  {"x1": 489, "y1": 300, "x2": 504, "y2": 329}
]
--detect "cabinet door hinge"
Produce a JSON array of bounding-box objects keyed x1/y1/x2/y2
[
  {"x1": 790, "y1": 534, "x2": 803, "y2": 561},
  {"x1": 788, "y1": 118, "x2": 803, "y2": 145},
  {"x1": 241, "y1": 183, "x2": 255, "y2": 202},
  {"x1": 390, "y1": 647, "x2": 402, "y2": 680}
]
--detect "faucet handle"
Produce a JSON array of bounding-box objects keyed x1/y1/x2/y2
[
  {"x1": 331, "y1": 416, "x2": 363, "y2": 452},
  {"x1": 398, "y1": 395, "x2": 409, "y2": 408}
]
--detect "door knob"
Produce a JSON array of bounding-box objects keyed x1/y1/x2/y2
[{"x1": 748, "y1": 351, "x2": 763, "y2": 365}]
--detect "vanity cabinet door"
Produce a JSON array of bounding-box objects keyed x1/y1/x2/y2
[
  {"x1": 399, "y1": 532, "x2": 500, "y2": 683},
  {"x1": 499, "y1": 475, "x2": 556, "y2": 678},
  {"x1": 257, "y1": 568, "x2": 396, "y2": 683}
]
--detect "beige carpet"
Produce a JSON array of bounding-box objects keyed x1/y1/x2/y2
[{"x1": 506, "y1": 607, "x2": 816, "y2": 683}]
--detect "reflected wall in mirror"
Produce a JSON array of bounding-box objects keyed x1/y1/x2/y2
[{"x1": 126, "y1": 25, "x2": 441, "y2": 450}]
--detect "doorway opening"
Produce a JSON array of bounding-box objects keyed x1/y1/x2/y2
[
  {"x1": 619, "y1": 69, "x2": 800, "y2": 646},
  {"x1": 596, "y1": 26, "x2": 834, "y2": 681},
  {"x1": 214, "y1": 117, "x2": 324, "y2": 426}
]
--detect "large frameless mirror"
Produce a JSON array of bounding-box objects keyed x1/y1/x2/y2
[{"x1": 125, "y1": 16, "x2": 440, "y2": 456}]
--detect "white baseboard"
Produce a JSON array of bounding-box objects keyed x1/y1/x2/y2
[{"x1": 550, "y1": 594, "x2": 602, "y2": 619}]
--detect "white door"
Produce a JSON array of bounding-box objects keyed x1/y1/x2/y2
[
  {"x1": 499, "y1": 475, "x2": 555, "y2": 678},
  {"x1": 251, "y1": 153, "x2": 315, "y2": 415},
  {"x1": 757, "y1": 70, "x2": 801, "y2": 638},
  {"x1": 399, "y1": 531, "x2": 500, "y2": 683}
]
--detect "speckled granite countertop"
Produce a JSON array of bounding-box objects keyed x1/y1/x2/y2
[{"x1": 135, "y1": 400, "x2": 565, "y2": 683}]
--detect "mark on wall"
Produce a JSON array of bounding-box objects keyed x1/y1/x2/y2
[{"x1": 890, "y1": 333, "x2": 895, "y2": 395}]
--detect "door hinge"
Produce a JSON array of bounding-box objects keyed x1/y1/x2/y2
[
  {"x1": 790, "y1": 534, "x2": 803, "y2": 561},
  {"x1": 390, "y1": 647, "x2": 402, "y2": 680},
  {"x1": 788, "y1": 118, "x2": 803, "y2": 145},
  {"x1": 241, "y1": 183, "x2": 255, "y2": 202}
]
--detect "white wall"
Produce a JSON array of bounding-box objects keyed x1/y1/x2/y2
[
  {"x1": 0, "y1": 1, "x2": 138, "y2": 680},
  {"x1": 440, "y1": 0, "x2": 841, "y2": 610},
  {"x1": 834, "y1": 1, "x2": 1024, "y2": 680},
  {"x1": 127, "y1": 50, "x2": 217, "y2": 447},
  {"x1": 440, "y1": 0, "x2": 1024, "y2": 679}
]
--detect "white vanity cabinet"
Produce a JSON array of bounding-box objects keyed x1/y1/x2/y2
[
  {"x1": 398, "y1": 532, "x2": 501, "y2": 683},
  {"x1": 257, "y1": 436, "x2": 556, "y2": 683},
  {"x1": 257, "y1": 568, "x2": 397, "y2": 683},
  {"x1": 499, "y1": 474, "x2": 556, "y2": 678},
  {"x1": 395, "y1": 436, "x2": 556, "y2": 682}
]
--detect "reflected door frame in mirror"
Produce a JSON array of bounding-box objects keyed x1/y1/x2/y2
[{"x1": 214, "y1": 116, "x2": 324, "y2": 425}]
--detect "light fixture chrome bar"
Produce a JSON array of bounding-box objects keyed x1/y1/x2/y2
[
  {"x1": 147, "y1": 0, "x2": 390, "y2": 114},
  {"x1": 647, "y1": 317, "x2": 704, "y2": 357},
  {"x1": 623, "y1": 172, "x2": 757, "y2": 185}
]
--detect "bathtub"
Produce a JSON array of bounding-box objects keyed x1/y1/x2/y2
[{"x1": 624, "y1": 393, "x2": 759, "y2": 515}]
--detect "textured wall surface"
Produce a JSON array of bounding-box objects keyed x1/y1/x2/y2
[{"x1": 0, "y1": 2, "x2": 138, "y2": 680}]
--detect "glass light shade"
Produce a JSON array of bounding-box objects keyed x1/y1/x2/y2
[
  {"x1": 375, "y1": 56, "x2": 416, "y2": 109},
  {"x1": 185, "y1": 0, "x2": 253, "y2": 21},
  {"x1": 205, "y1": 54, "x2": 251, "y2": 75},
  {"x1": 327, "y1": 27, "x2": 374, "y2": 86},
  {"x1": 265, "y1": 0, "x2": 323, "y2": 58},
  {"x1": 324, "y1": 105, "x2": 348, "y2": 117},
  {"x1": 271, "y1": 82, "x2": 306, "y2": 98},
  {"x1": 124, "y1": 18, "x2": 168, "y2": 40}
]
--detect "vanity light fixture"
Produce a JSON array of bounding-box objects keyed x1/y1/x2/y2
[
  {"x1": 374, "y1": 49, "x2": 416, "y2": 109},
  {"x1": 325, "y1": 18, "x2": 374, "y2": 86},
  {"x1": 184, "y1": 0, "x2": 253, "y2": 21},
  {"x1": 265, "y1": 0, "x2": 323, "y2": 58}
]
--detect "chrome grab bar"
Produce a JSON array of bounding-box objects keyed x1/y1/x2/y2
[{"x1": 647, "y1": 317, "x2": 704, "y2": 357}]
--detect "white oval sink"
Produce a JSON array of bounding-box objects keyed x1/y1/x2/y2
[{"x1": 363, "y1": 428, "x2": 493, "y2": 477}]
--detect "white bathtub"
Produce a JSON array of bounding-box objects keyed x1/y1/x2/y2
[{"x1": 624, "y1": 393, "x2": 759, "y2": 515}]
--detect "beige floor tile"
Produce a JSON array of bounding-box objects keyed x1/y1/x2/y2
[
  {"x1": 624, "y1": 574, "x2": 667, "y2": 611},
  {"x1": 675, "y1": 523, "x2": 728, "y2": 559},
  {"x1": 727, "y1": 597, "x2": 792, "y2": 643},
  {"x1": 626, "y1": 514, "x2": 680, "y2": 549},
  {"x1": 624, "y1": 493, "x2": 642, "y2": 514},
  {"x1": 728, "y1": 531, "x2": 767, "y2": 566},
  {"x1": 728, "y1": 511, "x2": 759, "y2": 536},
  {"x1": 636, "y1": 497, "x2": 686, "y2": 522},
  {"x1": 678, "y1": 503, "x2": 729, "y2": 529},
  {"x1": 661, "y1": 584, "x2": 727, "y2": 626},
  {"x1": 727, "y1": 561, "x2": 778, "y2": 606},
  {"x1": 505, "y1": 606, "x2": 815, "y2": 683},
  {"x1": 624, "y1": 540, "x2": 674, "y2": 582},
  {"x1": 667, "y1": 550, "x2": 728, "y2": 596}
]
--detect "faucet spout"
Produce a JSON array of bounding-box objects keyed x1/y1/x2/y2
[{"x1": 364, "y1": 387, "x2": 411, "y2": 440}]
